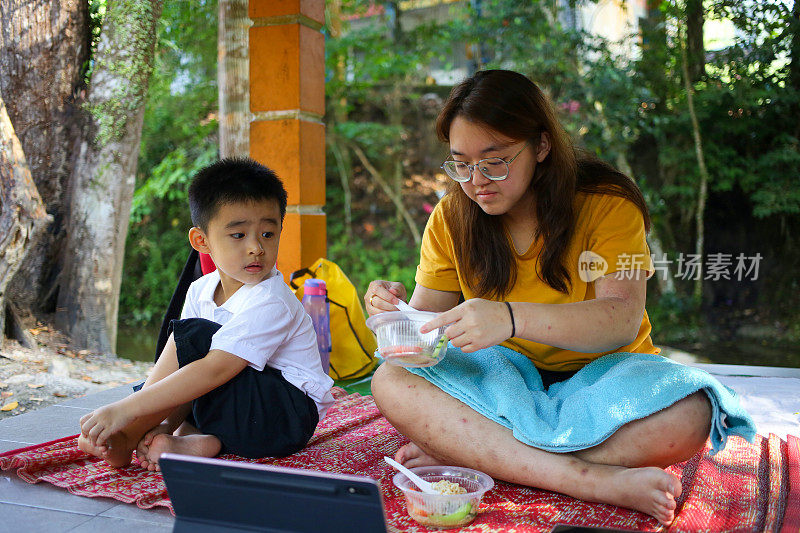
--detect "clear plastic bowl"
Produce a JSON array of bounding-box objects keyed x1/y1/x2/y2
[
  {"x1": 392, "y1": 465, "x2": 494, "y2": 528},
  {"x1": 365, "y1": 311, "x2": 448, "y2": 368}
]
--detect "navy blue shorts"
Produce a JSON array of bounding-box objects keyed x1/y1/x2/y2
[
  {"x1": 139, "y1": 318, "x2": 319, "y2": 458},
  {"x1": 538, "y1": 367, "x2": 579, "y2": 389}
]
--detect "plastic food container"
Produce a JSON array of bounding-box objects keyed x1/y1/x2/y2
[
  {"x1": 392, "y1": 465, "x2": 494, "y2": 528},
  {"x1": 365, "y1": 311, "x2": 448, "y2": 367}
]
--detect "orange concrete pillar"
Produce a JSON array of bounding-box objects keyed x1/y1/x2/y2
[{"x1": 249, "y1": 0, "x2": 326, "y2": 280}]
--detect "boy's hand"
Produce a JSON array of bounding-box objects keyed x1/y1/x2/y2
[{"x1": 79, "y1": 401, "x2": 135, "y2": 448}]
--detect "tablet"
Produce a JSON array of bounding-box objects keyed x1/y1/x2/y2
[{"x1": 159, "y1": 453, "x2": 388, "y2": 533}]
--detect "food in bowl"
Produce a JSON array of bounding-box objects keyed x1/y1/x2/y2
[
  {"x1": 431, "y1": 479, "x2": 467, "y2": 495},
  {"x1": 366, "y1": 311, "x2": 448, "y2": 367},
  {"x1": 407, "y1": 498, "x2": 476, "y2": 528},
  {"x1": 393, "y1": 465, "x2": 494, "y2": 528}
]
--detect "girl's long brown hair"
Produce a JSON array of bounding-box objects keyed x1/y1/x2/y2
[{"x1": 436, "y1": 70, "x2": 650, "y2": 297}]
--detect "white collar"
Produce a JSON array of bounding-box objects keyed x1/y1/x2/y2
[{"x1": 197, "y1": 267, "x2": 280, "y2": 311}]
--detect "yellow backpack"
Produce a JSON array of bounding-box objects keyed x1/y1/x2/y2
[{"x1": 290, "y1": 258, "x2": 377, "y2": 380}]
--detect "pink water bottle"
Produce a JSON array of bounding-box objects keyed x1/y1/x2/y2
[{"x1": 302, "y1": 279, "x2": 331, "y2": 373}]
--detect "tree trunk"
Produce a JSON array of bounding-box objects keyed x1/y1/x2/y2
[
  {"x1": 0, "y1": 0, "x2": 88, "y2": 315},
  {"x1": 793, "y1": 0, "x2": 800, "y2": 87},
  {"x1": 791, "y1": 0, "x2": 800, "y2": 139},
  {"x1": 55, "y1": 0, "x2": 163, "y2": 353},
  {"x1": 680, "y1": 26, "x2": 709, "y2": 303},
  {"x1": 0, "y1": 96, "x2": 51, "y2": 335},
  {"x1": 385, "y1": 7, "x2": 405, "y2": 222},
  {"x1": 685, "y1": 0, "x2": 704, "y2": 82},
  {"x1": 326, "y1": 0, "x2": 354, "y2": 237},
  {"x1": 638, "y1": 0, "x2": 669, "y2": 105},
  {"x1": 218, "y1": 0, "x2": 250, "y2": 158}
]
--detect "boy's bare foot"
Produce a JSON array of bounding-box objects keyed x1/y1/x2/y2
[
  {"x1": 395, "y1": 442, "x2": 443, "y2": 468},
  {"x1": 136, "y1": 423, "x2": 177, "y2": 471},
  {"x1": 590, "y1": 466, "x2": 682, "y2": 526},
  {"x1": 144, "y1": 433, "x2": 222, "y2": 471},
  {"x1": 77, "y1": 432, "x2": 137, "y2": 468},
  {"x1": 78, "y1": 433, "x2": 104, "y2": 457}
]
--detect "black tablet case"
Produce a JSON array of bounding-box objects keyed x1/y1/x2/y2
[{"x1": 159, "y1": 453, "x2": 388, "y2": 533}]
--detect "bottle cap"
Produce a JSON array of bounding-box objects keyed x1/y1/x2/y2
[{"x1": 304, "y1": 278, "x2": 327, "y2": 296}]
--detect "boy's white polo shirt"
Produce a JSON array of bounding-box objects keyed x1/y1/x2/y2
[{"x1": 181, "y1": 268, "x2": 335, "y2": 419}]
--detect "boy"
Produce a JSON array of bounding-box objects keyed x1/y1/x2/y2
[{"x1": 79, "y1": 158, "x2": 334, "y2": 469}]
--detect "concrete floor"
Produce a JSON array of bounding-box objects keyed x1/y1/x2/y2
[{"x1": 0, "y1": 385, "x2": 174, "y2": 533}]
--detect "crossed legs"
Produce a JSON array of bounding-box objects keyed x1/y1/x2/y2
[
  {"x1": 77, "y1": 334, "x2": 221, "y2": 468},
  {"x1": 371, "y1": 363, "x2": 711, "y2": 525}
]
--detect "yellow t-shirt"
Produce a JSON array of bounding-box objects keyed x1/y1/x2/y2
[{"x1": 415, "y1": 192, "x2": 659, "y2": 371}]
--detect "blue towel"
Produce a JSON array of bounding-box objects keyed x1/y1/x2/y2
[{"x1": 405, "y1": 346, "x2": 756, "y2": 454}]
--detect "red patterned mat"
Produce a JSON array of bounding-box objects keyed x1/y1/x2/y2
[{"x1": 2, "y1": 388, "x2": 798, "y2": 532}]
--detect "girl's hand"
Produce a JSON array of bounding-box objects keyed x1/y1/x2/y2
[
  {"x1": 365, "y1": 280, "x2": 407, "y2": 316},
  {"x1": 420, "y1": 298, "x2": 514, "y2": 352}
]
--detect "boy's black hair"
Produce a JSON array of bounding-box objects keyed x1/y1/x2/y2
[{"x1": 188, "y1": 158, "x2": 288, "y2": 231}]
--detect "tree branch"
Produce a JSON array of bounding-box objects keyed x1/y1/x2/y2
[
  {"x1": 327, "y1": 135, "x2": 353, "y2": 237},
  {"x1": 680, "y1": 24, "x2": 710, "y2": 303},
  {"x1": 347, "y1": 141, "x2": 421, "y2": 245}
]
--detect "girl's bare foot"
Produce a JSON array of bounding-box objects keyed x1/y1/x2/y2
[
  {"x1": 592, "y1": 466, "x2": 682, "y2": 525},
  {"x1": 77, "y1": 432, "x2": 137, "y2": 468},
  {"x1": 144, "y1": 433, "x2": 222, "y2": 471},
  {"x1": 395, "y1": 442, "x2": 443, "y2": 468}
]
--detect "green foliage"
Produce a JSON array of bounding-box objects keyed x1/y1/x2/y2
[
  {"x1": 327, "y1": 225, "x2": 419, "y2": 299},
  {"x1": 119, "y1": 0, "x2": 218, "y2": 326},
  {"x1": 322, "y1": 0, "x2": 800, "y2": 355},
  {"x1": 138, "y1": 0, "x2": 218, "y2": 173},
  {"x1": 645, "y1": 291, "x2": 703, "y2": 345},
  {"x1": 117, "y1": 0, "x2": 800, "y2": 362},
  {"x1": 130, "y1": 144, "x2": 216, "y2": 223},
  {"x1": 751, "y1": 134, "x2": 800, "y2": 217},
  {"x1": 332, "y1": 121, "x2": 404, "y2": 159},
  {"x1": 87, "y1": 0, "x2": 162, "y2": 147},
  {"x1": 83, "y1": 0, "x2": 106, "y2": 83},
  {"x1": 636, "y1": 1, "x2": 800, "y2": 265},
  {"x1": 119, "y1": 139, "x2": 216, "y2": 325}
]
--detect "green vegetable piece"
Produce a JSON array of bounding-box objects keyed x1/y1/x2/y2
[
  {"x1": 431, "y1": 502, "x2": 472, "y2": 526},
  {"x1": 431, "y1": 335, "x2": 449, "y2": 358}
]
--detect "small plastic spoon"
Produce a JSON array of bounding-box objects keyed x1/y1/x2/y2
[
  {"x1": 384, "y1": 456, "x2": 438, "y2": 494},
  {"x1": 394, "y1": 299, "x2": 417, "y2": 314}
]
